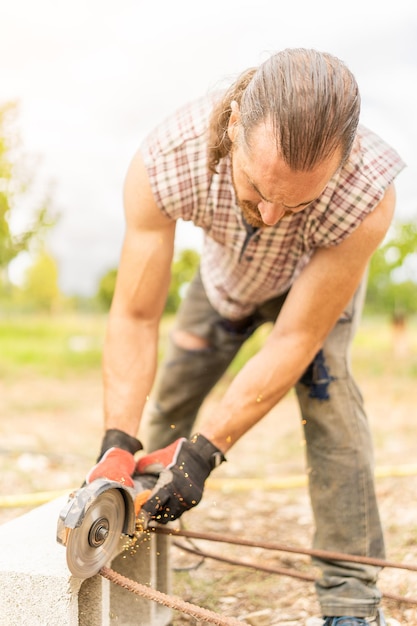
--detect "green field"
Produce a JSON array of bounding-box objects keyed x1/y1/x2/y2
[
  {"x1": 0, "y1": 314, "x2": 106, "y2": 377},
  {"x1": 0, "y1": 312, "x2": 416, "y2": 380}
]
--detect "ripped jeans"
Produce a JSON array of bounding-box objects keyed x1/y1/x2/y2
[{"x1": 141, "y1": 268, "x2": 385, "y2": 617}]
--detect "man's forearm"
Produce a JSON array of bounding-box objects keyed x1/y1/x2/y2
[
  {"x1": 200, "y1": 330, "x2": 320, "y2": 453},
  {"x1": 103, "y1": 313, "x2": 159, "y2": 437}
]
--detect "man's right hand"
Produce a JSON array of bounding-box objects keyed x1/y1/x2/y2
[{"x1": 86, "y1": 428, "x2": 143, "y2": 488}]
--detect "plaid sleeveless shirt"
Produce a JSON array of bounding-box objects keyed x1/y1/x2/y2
[{"x1": 140, "y1": 95, "x2": 405, "y2": 319}]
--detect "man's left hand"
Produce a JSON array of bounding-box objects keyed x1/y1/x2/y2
[{"x1": 136, "y1": 434, "x2": 225, "y2": 524}]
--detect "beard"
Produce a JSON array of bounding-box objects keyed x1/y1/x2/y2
[
  {"x1": 238, "y1": 199, "x2": 266, "y2": 228},
  {"x1": 230, "y1": 153, "x2": 266, "y2": 228}
]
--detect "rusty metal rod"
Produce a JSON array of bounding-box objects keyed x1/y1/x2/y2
[
  {"x1": 173, "y1": 540, "x2": 417, "y2": 606},
  {"x1": 100, "y1": 565, "x2": 248, "y2": 626},
  {"x1": 173, "y1": 539, "x2": 315, "y2": 582},
  {"x1": 154, "y1": 526, "x2": 417, "y2": 572}
]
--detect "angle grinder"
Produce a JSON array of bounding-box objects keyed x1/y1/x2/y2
[{"x1": 57, "y1": 474, "x2": 157, "y2": 579}]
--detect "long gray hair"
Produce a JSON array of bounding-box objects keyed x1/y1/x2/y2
[{"x1": 208, "y1": 48, "x2": 360, "y2": 173}]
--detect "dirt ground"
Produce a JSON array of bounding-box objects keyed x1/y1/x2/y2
[{"x1": 1, "y1": 370, "x2": 417, "y2": 625}]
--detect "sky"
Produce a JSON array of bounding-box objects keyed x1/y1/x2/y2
[{"x1": 1, "y1": 0, "x2": 416, "y2": 295}]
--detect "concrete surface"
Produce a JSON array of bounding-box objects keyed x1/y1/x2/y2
[{"x1": 0, "y1": 495, "x2": 171, "y2": 625}]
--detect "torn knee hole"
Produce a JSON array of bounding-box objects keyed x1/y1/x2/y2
[{"x1": 172, "y1": 330, "x2": 210, "y2": 350}]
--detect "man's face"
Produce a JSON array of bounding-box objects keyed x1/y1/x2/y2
[{"x1": 229, "y1": 122, "x2": 341, "y2": 228}]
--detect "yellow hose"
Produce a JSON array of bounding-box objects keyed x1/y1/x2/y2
[
  {"x1": 207, "y1": 463, "x2": 417, "y2": 492},
  {"x1": 1, "y1": 463, "x2": 416, "y2": 508}
]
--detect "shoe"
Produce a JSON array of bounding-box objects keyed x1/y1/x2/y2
[{"x1": 306, "y1": 609, "x2": 400, "y2": 626}]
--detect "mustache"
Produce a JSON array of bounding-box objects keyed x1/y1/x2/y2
[
  {"x1": 238, "y1": 200, "x2": 266, "y2": 228},
  {"x1": 240, "y1": 201, "x2": 259, "y2": 215}
]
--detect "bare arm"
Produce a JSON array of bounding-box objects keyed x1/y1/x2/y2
[
  {"x1": 201, "y1": 184, "x2": 397, "y2": 453},
  {"x1": 103, "y1": 151, "x2": 176, "y2": 437}
]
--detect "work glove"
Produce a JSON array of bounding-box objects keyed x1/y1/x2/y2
[
  {"x1": 86, "y1": 428, "x2": 143, "y2": 488},
  {"x1": 136, "y1": 433, "x2": 225, "y2": 524}
]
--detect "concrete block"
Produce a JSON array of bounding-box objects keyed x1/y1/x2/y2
[
  {"x1": 109, "y1": 532, "x2": 172, "y2": 625},
  {"x1": 0, "y1": 496, "x2": 172, "y2": 626}
]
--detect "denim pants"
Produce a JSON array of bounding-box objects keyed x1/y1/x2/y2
[{"x1": 141, "y1": 268, "x2": 385, "y2": 617}]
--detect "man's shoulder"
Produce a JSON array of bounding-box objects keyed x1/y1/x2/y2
[
  {"x1": 142, "y1": 93, "x2": 219, "y2": 159},
  {"x1": 305, "y1": 125, "x2": 405, "y2": 249},
  {"x1": 139, "y1": 93, "x2": 223, "y2": 223},
  {"x1": 351, "y1": 125, "x2": 405, "y2": 184}
]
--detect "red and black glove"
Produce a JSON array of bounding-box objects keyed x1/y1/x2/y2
[
  {"x1": 136, "y1": 434, "x2": 225, "y2": 524},
  {"x1": 86, "y1": 428, "x2": 143, "y2": 487}
]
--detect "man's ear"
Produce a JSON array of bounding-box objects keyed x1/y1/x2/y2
[{"x1": 227, "y1": 100, "x2": 241, "y2": 143}]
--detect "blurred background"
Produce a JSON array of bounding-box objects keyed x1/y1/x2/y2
[
  {"x1": 1, "y1": 6, "x2": 417, "y2": 619},
  {"x1": 1, "y1": 0, "x2": 416, "y2": 302},
  {"x1": 1, "y1": 0, "x2": 416, "y2": 487}
]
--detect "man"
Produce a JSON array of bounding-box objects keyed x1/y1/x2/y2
[{"x1": 87, "y1": 49, "x2": 405, "y2": 625}]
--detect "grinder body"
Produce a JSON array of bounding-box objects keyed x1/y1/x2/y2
[{"x1": 57, "y1": 474, "x2": 157, "y2": 579}]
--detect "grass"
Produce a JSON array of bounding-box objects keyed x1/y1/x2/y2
[
  {"x1": 352, "y1": 314, "x2": 417, "y2": 378},
  {"x1": 0, "y1": 311, "x2": 416, "y2": 379},
  {"x1": 0, "y1": 313, "x2": 106, "y2": 377}
]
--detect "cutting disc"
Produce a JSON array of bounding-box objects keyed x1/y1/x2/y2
[{"x1": 65, "y1": 488, "x2": 125, "y2": 579}]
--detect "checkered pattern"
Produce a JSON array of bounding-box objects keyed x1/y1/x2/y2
[{"x1": 141, "y1": 95, "x2": 405, "y2": 319}]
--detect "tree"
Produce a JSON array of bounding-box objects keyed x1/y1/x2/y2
[
  {"x1": 0, "y1": 102, "x2": 55, "y2": 287},
  {"x1": 366, "y1": 220, "x2": 417, "y2": 318},
  {"x1": 164, "y1": 248, "x2": 200, "y2": 314},
  {"x1": 96, "y1": 248, "x2": 200, "y2": 313},
  {"x1": 21, "y1": 249, "x2": 61, "y2": 312},
  {"x1": 97, "y1": 268, "x2": 118, "y2": 310}
]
